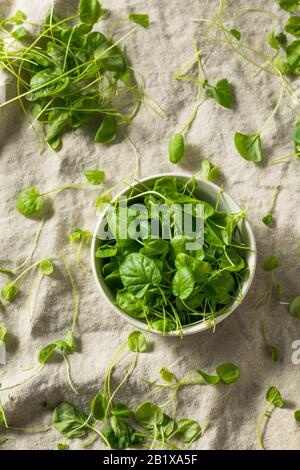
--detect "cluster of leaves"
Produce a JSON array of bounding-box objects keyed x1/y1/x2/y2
[
  {"x1": 1, "y1": 257, "x2": 54, "y2": 306},
  {"x1": 52, "y1": 331, "x2": 204, "y2": 450},
  {"x1": 0, "y1": 1, "x2": 149, "y2": 150},
  {"x1": 96, "y1": 176, "x2": 249, "y2": 334},
  {"x1": 192, "y1": 2, "x2": 300, "y2": 164},
  {"x1": 16, "y1": 169, "x2": 105, "y2": 217}
]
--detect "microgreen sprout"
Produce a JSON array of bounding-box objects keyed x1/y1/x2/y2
[{"x1": 257, "y1": 386, "x2": 284, "y2": 450}]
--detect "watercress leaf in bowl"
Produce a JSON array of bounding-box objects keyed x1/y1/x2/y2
[
  {"x1": 160, "y1": 367, "x2": 176, "y2": 383},
  {"x1": 79, "y1": 0, "x2": 102, "y2": 25},
  {"x1": 16, "y1": 186, "x2": 44, "y2": 217},
  {"x1": 128, "y1": 14, "x2": 150, "y2": 28},
  {"x1": 135, "y1": 402, "x2": 164, "y2": 430},
  {"x1": 266, "y1": 386, "x2": 284, "y2": 407},
  {"x1": 289, "y1": 296, "x2": 300, "y2": 318},
  {"x1": 172, "y1": 267, "x2": 195, "y2": 300},
  {"x1": 128, "y1": 331, "x2": 147, "y2": 352},
  {"x1": 39, "y1": 259, "x2": 54, "y2": 276},
  {"x1": 52, "y1": 402, "x2": 89, "y2": 438},
  {"x1": 95, "y1": 115, "x2": 117, "y2": 144},
  {"x1": 90, "y1": 393, "x2": 106, "y2": 420},
  {"x1": 116, "y1": 289, "x2": 146, "y2": 318},
  {"x1": 175, "y1": 419, "x2": 202, "y2": 443},
  {"x1": 112, "y1": 403, "x2": 133, "y2": 418},
  {"x1": 263, "y1": 255, "x2": 279, "y2": 271},
  {"x1": 140, "y1": 239, "x2": 169, "y2": 257},
  {"x1": 151, "y1": 318, "x2": 176, "y2": 332},
  {"x1": 197, "y1": 370, "x2": 220, "y2": 385},
  {"x1": 169, "y1": 133, "x2": 185, "y2": 164},
  {"x1": 119, "y1": 253, "x2": 162, "y2": 297},
  {"x1": 38, "y1": 343, "x2": 57, "y2": 364},
  {"x1": 216, "y1": 363, "x2": 240, "y2": 385},
  {"x1": 27, "y1": 68, "x2": 69, "y2": 101},
  {"x1": 220, "y1": 249, "x2": 244, "y2": 272},
  {"x1": 234, "y1": 132, "x2": 263, "y2": 162},
  {"x1": 1, "y1": 281, "x2": 18, "y2": 303},
  {"x1": 203, "y1": 272, "x2": 235, "y2": 304},
  {"x1": 285, "y1": 16, "x2": 300, "y2": 37},
  {"x1": 84, "y1": 169, "x2": 105, "y2": 185},
  {"x1": 96, "y1": 244, "x2": 118, "y2": 258}
]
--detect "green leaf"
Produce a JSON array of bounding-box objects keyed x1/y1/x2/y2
[
  {"x1": 151, "y1": 318, "x2": 176, "y2": 332},
  {"x1": 16, "y1": 186, "x2": 44, "y2": 217},
  {"x1": 1, "y1": 281, "x2": 18, "y2": 303},
  {"x1": 216, "y1": 363, "x2": 240, "y2": 385},
  {"x1": 271, "y1": 345, "x2": 279, "y2": 362},
  {"x1": 286, "y1": 39, "x2": 300, "y2": 70},
  {"x1": 0, "y1": 324, "x2": 7, "y2": 342},
  {"x1": 112, "y1": 403, "x2": 133, "y2": 418},
  {"x1": 39, "y1": 259, "x2": 54, "y2": 276},
  {"x1": 57, "y1": 443, "x2": 69, "y2": 450},
  {"x1": 38, "y1": 343, "x2": 57, "y2": 364},
  {"x1": 116, "y1": 290, "x2": 146, "y2": 318},
  {"x1": 277, "y1": 0, "x2": 300, "y2": 12},
  {"x1": 84, "y1": 169, "x2": 105, "y2": 185},
  {"x1": 172, "y1": 267, "x2": 195, "y2": 300},
  {"x1": 197, "y1": 370, "x2": 220, "y2": 385},
  {"x1": 263, "y1": 255, "x2": 279, "y2": 271},
  {"x1": 64, "y1": 330, "x2": 77, "y2": 351},
  {"x1": 229, "y1": 29, "x2": 241, "y2": 40},
  {"x1": 206, "y1": 79, "x2": 233, "y2": 109},
  {"x1": 104, "y1": 421, "x2": 143, "y2": 449},
  {"x1": 266, "y1": 386, "x2": 284, "y2": 408},
  {"x1": 160, "y1": 367, "x2": 175, "y2": 383},
  {"x1": 96, "y1": 244, "x2": 117, "y2": 258},
  {"x1": 52, "y1": 402, "x2": 89, "y2": 438},
  {"x1": 0, "y1": 268, "x2": 14, "y2": 276},
  {"x1": 119, "y1": 253, "x2": 162, "y2": 297},
  {"x1": 135, "y1": 402, "x2": 164, "y2": 430},
  {"x1": 289, "y1": 296, "x2": 300, "y2": 318},
  {"x1": 201, "y1": 159, "x2": 220, "y2": 182},
  {"x1": 90, "y1": 393, "x2": 106, "y2": 420},
  {"x1": 267, "y1": 32, "x2": 280, "y2": 50},
  {"x1": 169, "y1": 133, "x2": 185, "y2": 164},
  {"x1": 46, "y1": 111, "x2": 69, "y2": 145},
  {"x1": 127, "y1": 331, "x2": 147, "y2": 352},
  {"x1": 276, "y1": 32, "x2": 287, "y2": 46},
  {"x1": 68, "y1": 228, "x2": 91, "y2": 242},
  {"x1": 79, "y1": 0, "x2": 102, "y2": 25},
  {"x1": 175, "y1": 419, "x2": 202, "y2": 443},
  {"x1": 262, "y1": 214, "x2": 273, "y2": 226},
  {"x1": 27, "y1": 69, "x2": 69, "y2": 101},
  {"x1": 285, "y1": 16, "x2": 300, "y2": 37},
  {"x1": 11, "y1": 26, "x2": 27, "y2": 39},
  {"x1": 128, "y1": 14, "x2": 150, "y2": 28},
  {"x1": 234, "y1": 132, "x2": 263, "y2": 162},
  {"x1": 294, "y1": 410, "x2": 300, "y2": 422},
  {"x1": 140, "y1": 239, "x2": 169, "y2": 257},
  {"x1": 95, "y1": 194, "x2": 112, "y2": 210},
  {"x1": 9, "y1": 10, "x2": 27, "y2": 24},
  {"x1": 95, "y1": 115, "x2": 117, "y2": 144}
]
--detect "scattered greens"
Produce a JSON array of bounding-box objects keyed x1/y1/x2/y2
[
  {"x1": 289, "y1": 296, "x2": 300, "y2": 318},
  {"x1": 96, "y1": 176, "x2": 249, "y2": 334},
  {"x1": 257, "y1": 386, "x2": 284, "y2": 450},
  {"x1": 0, "y1": 1, "x2": 150, "y2": 150}
]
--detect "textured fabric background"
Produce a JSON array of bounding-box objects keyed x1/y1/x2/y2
[{"x1": 0, "y1": 0, "x2": 300, "y2": 450}]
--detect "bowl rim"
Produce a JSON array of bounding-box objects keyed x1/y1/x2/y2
[{"x1": 91, "y1": 172, "x2": 257, "y2": 336}]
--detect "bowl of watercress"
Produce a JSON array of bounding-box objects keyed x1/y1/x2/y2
[{"x1": 91, "y1": 174, "x2": 256, "y2": 335}]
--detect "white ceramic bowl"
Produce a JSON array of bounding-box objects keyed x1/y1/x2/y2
[{"x1": 91, "y1": 173, "x2": 257, "y2": 336}]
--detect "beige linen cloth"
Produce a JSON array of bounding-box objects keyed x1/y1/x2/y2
[{"x1": 0, "y1": 0, "x2": 299, "y2": 450}]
